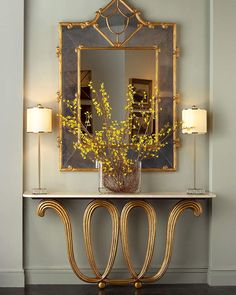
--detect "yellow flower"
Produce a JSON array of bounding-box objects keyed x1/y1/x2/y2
[{"x1": 60, "y1": 82, "x2": 177, "y2": 178}]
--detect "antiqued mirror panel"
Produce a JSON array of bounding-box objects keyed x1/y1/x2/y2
[{"x1": 58, "y1": 0, "x2": 178, "y2": 171}]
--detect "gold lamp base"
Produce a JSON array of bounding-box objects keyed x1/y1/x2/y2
[{"x1": 32, "y1": 188, "x2": 47, "y2": 195}]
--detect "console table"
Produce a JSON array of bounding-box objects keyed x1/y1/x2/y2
[{"x1": 23, "y1": 192, "x2": 215, "y2": 289}]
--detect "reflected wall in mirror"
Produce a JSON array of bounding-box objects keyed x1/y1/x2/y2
[
  {"x1": 58, "y1": 0, "x2": 179, "y2": 171},
  {"x1": 78, "y1": 47, "x2": 158, "y2": 136}
]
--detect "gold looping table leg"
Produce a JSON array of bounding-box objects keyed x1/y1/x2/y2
[
  {"x1": 37, "y1": 200, "x2": 99, "y2": 283},
  {"x1": 83, "y1": 200, "x2": 119, "y2": 284},
  {"x1": 37, "y1": 199, "x2": 203, "y2": 288},
  {"x1": 142, "y1": 199, "x2": 203, "y2": 283},
  {"x1": 120, "y1": 200, "x2": 157, "y2": 281}
]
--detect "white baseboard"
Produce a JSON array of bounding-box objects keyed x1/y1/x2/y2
[
  {"x1": 0, "y1": 270, "x2": 25, "y2": 287},
  {"x1": 24, "y1": 267, "x2": 208, "y2": 285},
  {"x1": 208, "y1": 270, "x2": 236, "y2": 286}
]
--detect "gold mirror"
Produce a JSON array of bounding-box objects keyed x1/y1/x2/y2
[{"x1": 58, "y1": 0, "x2": 179, "y2": 171}]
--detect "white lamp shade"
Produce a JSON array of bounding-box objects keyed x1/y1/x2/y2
[
  {"x1": 27, "y1": 105, "x2": 52, "y2": 133},
  {"x1": 182, "y1": 107, "x2": 207, "y2": 134}
]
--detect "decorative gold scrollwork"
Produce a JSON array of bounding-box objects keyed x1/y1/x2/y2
[
  {"x1": 142, "y1": 200, "x2": 202, "y2": 283},
  {"x1": 56, "y1": 136, "x2": 62, "y2": 148},
  {"x1": 56, "y1": 46, "x2": 61, "y2": 58},
  {"x1": 62, "y1": 0, "x2": 153, "y2": 47},
  {"x1": 83, "y1": 200, "x2": 119, "y2": 280},
  {"x1": 56, "y1": 91, "x2": 62, "y2": 103},
  {"x1": 37, "y1": 200, "x2": 98, "y2": 283},
  {"x1": 37, "y1": 199, "x2": 202, "y2": 288},
  {"x1": 173, "y1": 47, "x2": 180, "y2": 58},
  {"x1": 120, "y1": 201, "x2": 156, "y2": 280}
]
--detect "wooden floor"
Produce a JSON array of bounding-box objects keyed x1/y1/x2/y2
[{"x1": 0, "y1": 285, "x2": 236, "y2": 295}]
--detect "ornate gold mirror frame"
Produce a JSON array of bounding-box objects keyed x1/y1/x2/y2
[{"x1": 57, "y1": 0, "x2": 179, "y2": 172}]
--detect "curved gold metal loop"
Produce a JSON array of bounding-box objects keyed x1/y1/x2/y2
[
  {"x1": 142, "y1": 200, "x2": 202, "y2": 283},
  {"x1": 105, "y1": 14, "x2": 130, "y2": 36},
  {"x1": 117, "y1": 6, "x2": 134, "y2": 19},
  {"x1": 101, "y1": 6, "x2": 118, "y2": 19},
  {"x1": 37, "y1": 200, "x2": 99, "y2": 283},
  {"x1": 135, "y1": 11, "x2": 151, "y2": 27},
  {"x1": 120, "y1": 200, "x2": 157, "y2": 280},
  {"x1": 83, "y1": 200, "x2": 119, "y2": 280},
  {"x1": 80, "y1": 11, "x2": 101, "y2": 29}
]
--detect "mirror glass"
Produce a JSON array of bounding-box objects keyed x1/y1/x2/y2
[{"x1": 80, "y1": 49, "x2": 157, "y2": 130}]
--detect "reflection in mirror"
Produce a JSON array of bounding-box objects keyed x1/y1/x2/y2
[{"x1": 78, "y1": 48, "x2": 158, "y2": 138}]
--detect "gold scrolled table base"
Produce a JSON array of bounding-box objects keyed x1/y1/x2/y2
[{"x1": 36, "y1": 198, "x2": 203, "y2": 289}]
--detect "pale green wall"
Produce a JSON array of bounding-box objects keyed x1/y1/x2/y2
[
  {"x1": 0, "y1": 0, "x2": 24, "y2": 287},
  {"x1": 24, "y1": 0, "x2": 210, "y2": 284},
  {"x1": 208, "y1": 0, "x2": 236, "y2": 285},
  {"x1": 3, "y1": 0, "x2": 236, "y2": 288}
]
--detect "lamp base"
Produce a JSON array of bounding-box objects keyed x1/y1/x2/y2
[
  {"x1": 187, "y1": 188, "x2": 206, "y2": 195},
  {"x1": 32, "y1": 188, "x2": 48, "y2": 195}
]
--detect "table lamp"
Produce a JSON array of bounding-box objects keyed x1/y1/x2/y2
[
  {"x1": 182, "y1": 105, "x2": 207, "y2": 194},
  {"x1": 27, "y1": 104, "x2": 52, "y2": 194}
]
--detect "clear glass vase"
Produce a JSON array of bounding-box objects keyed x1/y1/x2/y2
[{"x1": 98, "y1": 161, "x2": 141, "y2": 194}]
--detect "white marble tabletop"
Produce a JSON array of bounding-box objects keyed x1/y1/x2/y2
[{"x1": 23, "y1": 191, "x2": 216, "y2": 199}]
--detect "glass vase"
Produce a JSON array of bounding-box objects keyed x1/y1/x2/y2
[{"x1": 98, "y1": 161, "x2": 141, "y2": 194}]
